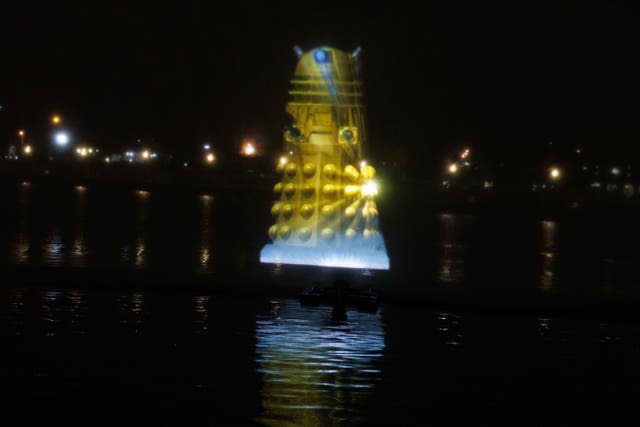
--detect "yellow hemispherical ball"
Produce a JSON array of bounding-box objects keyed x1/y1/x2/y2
[
  {"x1": 302, "y1": 184, "x2": 315, "y2": 199},
  {"x1": 268, "y1": 225, "x2": 278, "y2": 241},
  {"x1": 302, "y1": 163, "x2": 317, "y2": 178},
  {"x1": 321, "y1": 205, "x2": 335, "y2": 217},
  {"x1": 282, "y1": 203, "x2": 293, "y2": 218},
  {"x1": 298, "y1": 227, "x2": 312, "y2": 242},
  {"x1": 343, "y1": 165, "x2": 359, "y2": 181},
  {"x1": 323, "y1": 164, "x2": 337, "y2": 179},
  {"x1": 284, "y1": 183, "x2": 296, "y2": 198},
  {"x1": 322, "y1": 184, "x2": 337, "y2": 197},
  {"x1": 361, "y1": 165, "x2": 376, "y2": 180},
  {"x1": 278, "y1": 225, "x2": 291, "y2": 240},
  {"x1": 285, "y1": 163, "x2": 298, "y2": 178},
  {"x1": 273, "y1": 182, "x2": 283, "y2": 194},
  {"x1": 321, "y1": 227, "x2": 334, "y2": 240},
  {"x1": 300, "y1": 203, "x2": 314, "y2": 219},
  {"x1": 345, "y1": 206, "x2": 357, "y2": 217}
]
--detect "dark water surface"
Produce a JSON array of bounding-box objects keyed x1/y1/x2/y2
[{"x1": 2, "y1": 180, "x2": 640, "y2": 424}]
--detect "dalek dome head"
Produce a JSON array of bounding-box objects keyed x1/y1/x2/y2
[{"x1": 294, "y1": 46, "x2": 360, "y2": 81}]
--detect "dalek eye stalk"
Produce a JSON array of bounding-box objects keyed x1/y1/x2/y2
[{"x1": 260, "y1": 46, "x2": 389, "y2": 270}]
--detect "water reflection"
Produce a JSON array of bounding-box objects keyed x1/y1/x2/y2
[
  {"x1": 536, "y1": 317, "x2": 553, "y2": 341},
  {"x1": 67, "y1": 289, "x2": 88, "y2": 335},
  {"x1": 539, "y1": 220, "x2": 559, "y2": 292},
  {"x1": 198, "y1": 195, "x2": 213, "y2": 273},
  {"x1": 117, "y1": 291, "x2": 145, "y2": 334},
  {"x1": 40, "y1": 289, "x2": 62, "y2": 336},
  {"x1": 438, "y1": 213, "x2": 468, "y2": 285},
  {"x1": 43, "y1": 230, "x2": 65, "y2": 266},
  {"x1": 255, "y1": 299, "x2": 384, "y2": 426},
  {"x1": 11, "y1": 182, "x2": 31, "y2": 264},
  {"x1": 8, "y1": 288, "x2": 25, "y2": 336},
  {"x1": 135, "y1": 237, "x2": 146, "y2": 268},
  {"x1": 435, "y1": 311, "x2": 464, "y2": 348},
  {"x1": 122, "y1": 190, "x2": 149, "y2": 269},
  {"x1": 193, "y1": 295, "x2": 210, "y2": 334},
  {"x1": 70, "y1": 185, "x2": 88, "y2": 268}
]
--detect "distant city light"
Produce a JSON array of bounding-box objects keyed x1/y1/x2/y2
[
  {"x1": 611, "y1": 167, "x2": 621, "y2": 176},
  {"x1": 23, "y1": 145, "x2": 32, "y2": 155},
  {"x1": 75, "y1": 145, "x2": 95, "y2": 158},
  {"x1": 448, "y1": 163, "x2": 458, "y2": 174},
  {"x1": 203, "y1": 144, "x2": 211, "y2": 150},
  {"x1": 241, "y1": 141, "x2": 257, "y2": 157},
  {"x1": 279, "y1": 156, "x2": 288, "y2": 165},
  {"x1": 461, "y1": 148, "x2": 470, "y2": 159},
  {"x1": 549, "y1": 167, "x2": 561, "y2": 180},
  {"x1": 51, "y1": 115, "x2": 61, "y2": 125},
  {"x1": 54, "y1": 132, "x2": 69, "y2": 146},
  {"x1": 105, "y1": 157, "x2": 110, "y2": 163},
  {"x1": 206, "y1": 152, "x2": 215, "y2": 164},
  {"x1": 18, "y1": 130, "x2": 25, "y2": 137},
  {"x1": 141, "y1": 150, "x2": 150, "y2": 160},
  {"x1": 359, "y1": 160, "x2": 368, "y2": 170}
]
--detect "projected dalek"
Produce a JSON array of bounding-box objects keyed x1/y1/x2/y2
[{"x1": 268, "y1": 46, "x2": 381, "y2": 248}]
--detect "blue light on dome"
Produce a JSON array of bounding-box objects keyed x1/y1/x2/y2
[{"x1": 313, "y1": 48, "x2": 329, "y2": 64}]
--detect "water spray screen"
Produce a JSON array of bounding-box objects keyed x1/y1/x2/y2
[{"x1": 260, "y1": 46, "x2": 389, "y2": 270}]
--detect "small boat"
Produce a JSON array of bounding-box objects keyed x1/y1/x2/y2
[{"x1": 299, "y1": 280, "x2": 380, "y2": 313}]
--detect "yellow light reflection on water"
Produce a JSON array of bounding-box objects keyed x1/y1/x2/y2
[
  {"x1": 255, "y1": 300, "x2": 385, "y2": 426},
  {"x1": 540, "y1": 220, "x2": 558, "y2": 292}
]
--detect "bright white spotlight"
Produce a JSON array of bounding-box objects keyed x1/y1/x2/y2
[
  {"x1": 361, "y1": 180, "x2": 379, "y2": 197},
  {"x1": 54, "y1": 132, "x2": 69, "y2": 146}
]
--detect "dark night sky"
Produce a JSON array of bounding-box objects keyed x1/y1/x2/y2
[{"x1": 2, "y1": 1, "x2": 639, "y2": 169}]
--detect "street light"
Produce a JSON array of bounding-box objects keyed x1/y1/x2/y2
[
  {"x1": 18, "y1": 129, "x2": 25, "y2": 148},
  {"x1": 51, "y1": 115, "x2": 62, "y2": 125},
  {"x1": 241, "y1": 140, "x2": 257, "y2": 157},
  {"x1": 54, "y1": 131, "x2": 70, "y2": 147},
  {"x1": 549, "y1": 167, "x2": 561, "y2": 181}
]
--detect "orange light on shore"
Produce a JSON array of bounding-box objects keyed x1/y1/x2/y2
[
  {"x1": 18, "y1": 130, "x2": 25, "y2": 137},
  {"x1": 549, "y1": 167, "x2": 561, "y2": 181},
  {"x1": 241, "y1": 141, "x2": 257, "y2": 157},
  {"x1": 206, "y1": 152, "x2": 215, "y2": 164},
  {"x1": 51, "y1": 115, "x2": 61, "y2": 125}
]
